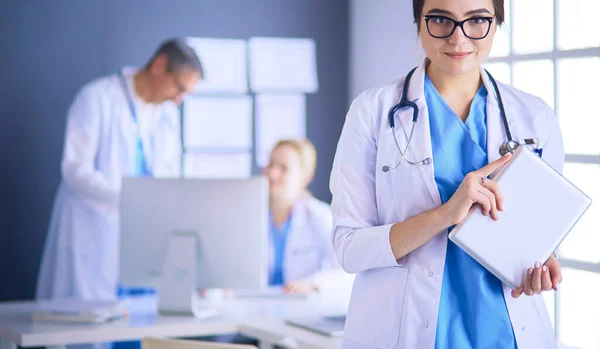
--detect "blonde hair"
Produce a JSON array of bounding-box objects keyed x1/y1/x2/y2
[{"x1": 272, "y1": 139, "x2": 317, "y2": 185}]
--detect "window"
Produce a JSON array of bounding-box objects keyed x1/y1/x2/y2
[{"x1": 485, "y1": 0, "x2": 600, "y2": 347}]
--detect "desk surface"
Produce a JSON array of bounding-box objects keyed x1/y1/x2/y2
[
  {"x1": 0, "y1": 296, "x2": 580, "y2": 349},
  {"x1": 0, "y1": 296, "x2": 343, "y2": 349}
]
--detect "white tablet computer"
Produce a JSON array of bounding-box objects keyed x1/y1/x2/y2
[{"x1": 448, "y1": 146, "x2": 591, "y2": 289}]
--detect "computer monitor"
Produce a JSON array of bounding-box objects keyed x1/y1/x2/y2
[{"x1": 119, "y1": 177, "x2": 269, "y2": 314}]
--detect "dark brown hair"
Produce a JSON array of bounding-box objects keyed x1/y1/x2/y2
[{"x1": 413, "y1": 0, "x2": 505, "y2": 30}]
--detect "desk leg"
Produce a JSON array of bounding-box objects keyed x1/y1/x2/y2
[{"x1": 0, "y1": 338, "x2": 17, "y2": 349}]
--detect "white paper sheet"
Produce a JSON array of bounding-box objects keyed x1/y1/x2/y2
[
  {"x1": 183, "y1": 152, "x2": 252, "y2": 179},
  {"x1": 248, "y1": 37, "x2": 318, "y2": 93},
  {"x1": 255, "y1": 94, "x2": 306, "y2": 167},
  {"x1": 183, "y1": 95, "x2": 253, "y2": 149},
  {"x1": 186, "y1": 37, "x2": 248, "y2": 94}
]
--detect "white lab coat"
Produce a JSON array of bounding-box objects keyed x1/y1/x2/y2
[
  {"x1": 330, "y1": 60, "x2": 562, "y2": 349},
  {"x1": 268, "y1": 196, "x2": 343, "y2": 291},
  {"x1": 37, "y1": 66, "x2": 181, "y2": 301}
]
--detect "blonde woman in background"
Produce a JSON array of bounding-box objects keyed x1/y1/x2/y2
[
  {"x1": 199, "y1": 139, "x2": 348, "y2": 345},
  {"x1": 263, "y1": 139, "x2": 339, "y2": 294}
]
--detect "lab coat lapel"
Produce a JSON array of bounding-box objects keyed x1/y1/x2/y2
[
  {"x1": 482, "y1": 67, "x2": 514, "y2": 165},
  {"x1": 396, "y1": 61, "x2": 442, "y2": 207}
]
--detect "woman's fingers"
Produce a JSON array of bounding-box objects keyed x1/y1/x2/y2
[
  {"x1": 481, "y1": 179, "x2": 504, "y2": 212},
  {"x1": 523, "y1": 268, "x2": 534, "y2": 296},
  {"x1": 511, "y1": 286, "x2": 524, "y2": 298},
  {"x1": 520, "y1": 262, "x2": 556, "y2": 297},
  {"x1": 475, "y1": 153, "x2": 512, "y2": 177},
  {"x1": 478, "y1": 186, "x2": 499, "y2": 220},
  {"x1": 474, "y1": 192, "x2": 492, "y2": 216},
  {"x1": 477, "y1": 153, "x2": 512, "y2": 177},
  {"x1": 532, "y1": 262, "x2": 543, "y2": 294},
  {"x1": 547, "y1": 258, "x2": 563, "y2": 291},
  {"x1": 445, "y1": 156, "x2": 509, "y2": 226},
  {"x1": 541, "y1": 265, "x2": 553, "y2": 291}
]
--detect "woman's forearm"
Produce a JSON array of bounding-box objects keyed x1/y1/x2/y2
[{"x1": 389, "y1": 205, "x2": 453, "y2": 260}]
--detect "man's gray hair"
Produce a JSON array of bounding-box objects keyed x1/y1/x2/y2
[{"x1": 145, "y1": 38, "x2": 204, "y2": 76}]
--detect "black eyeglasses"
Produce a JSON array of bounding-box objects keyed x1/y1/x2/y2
[{"x1": 424, "y1": 15, "x2": 495, "y2": 40}]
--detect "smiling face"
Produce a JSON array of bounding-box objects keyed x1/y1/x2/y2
[
  {"x1": 264, "y1": 144, "x2": 307, "y2": 202},
  {"x1": 262, "y1": 140, "x2": 317, "y2": 205},
  {"x1": 418, "y1": 0, "x2": 498, "y2": 76}
]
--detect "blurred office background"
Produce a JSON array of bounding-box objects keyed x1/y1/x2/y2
[{"x1": 0, "y1": 0, "x2": 598, "y2": 347}]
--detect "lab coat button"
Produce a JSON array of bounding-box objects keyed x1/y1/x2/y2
[
  {"x1": 521, "y1": 325, "x2": 526, "y2": 331},
  {"x1": 423, "y1": 323, "x2": 429, "y2": 329},
  {"x1": 428, "y1": 271, "x2": 434, "y2": 277}
]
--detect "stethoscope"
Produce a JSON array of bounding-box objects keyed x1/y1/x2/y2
[{"x1": 382, "y1": 67, "x2": 521, "y2": 173}]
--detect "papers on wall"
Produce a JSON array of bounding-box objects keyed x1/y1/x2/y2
[
  {"x1": 183, "y1": 152, "x2": 251, "y2": 179},
  {"x1": 248, "y1": 37, "x2": 318, "y2": 93},
  {"x1": 255, "y1": 94, "x2": 306, "y2": 167},
  {"x1": 186, "y1": 37, "x2": 248, "y2": 94},
  {"x1": 180, "y1": 36, "x2": 315, "y2": 176},
  {"x1": 183, "y1": 96, "x2": 253, "y2": 149}
]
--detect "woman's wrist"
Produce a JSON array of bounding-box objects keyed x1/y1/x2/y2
[{"x1": 433, "y1": 204, "x2": 455, "y2": 230}]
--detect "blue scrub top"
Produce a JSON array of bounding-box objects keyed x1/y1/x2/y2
[
  {"x1": 269, "y1": 215, "x2": 292, "y2": 286},
  {"x1": 425, "y1": 75, "x2": 517, "y2": 349}
]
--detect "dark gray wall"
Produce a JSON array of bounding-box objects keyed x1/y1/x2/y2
[{"x1": 0, "y1": 0, "x2": 349, "y2": 301}]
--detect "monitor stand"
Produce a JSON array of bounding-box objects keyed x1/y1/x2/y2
[{"x1": 157, "y1": 232, "x2": 220, "y2": 319}]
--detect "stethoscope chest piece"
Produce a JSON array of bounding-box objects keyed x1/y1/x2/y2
[{"x1": 499, "y1": 140, "x2": 519, "y2": 156}]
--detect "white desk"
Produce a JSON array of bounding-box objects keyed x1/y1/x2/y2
[
  {"x1": 0, "y1": 296, "x2": 580, "y2": 349},
  {"x1": 239, "y1": 321, "x2": 341, "y2": 349},
  {"x1": 0, "y1": 296, "x2": 342, "y2": 349}
]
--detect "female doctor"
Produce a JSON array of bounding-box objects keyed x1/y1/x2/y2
[
  {"x1": 330, "y1": 0, "x2": 563, "y2": 348},
  {"x1": 264, "y1": 139, "x2": 341, "y2": 294}
]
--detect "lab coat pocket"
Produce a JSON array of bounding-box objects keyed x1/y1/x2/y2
[{"x1": 344, "y1": 266, "x2": 409, "y2": 348}]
